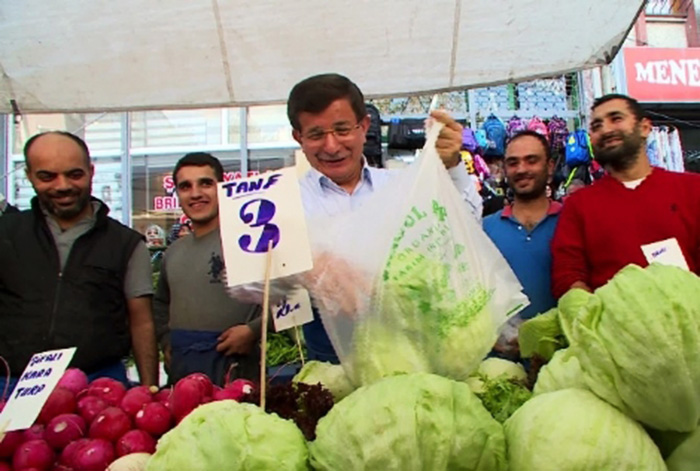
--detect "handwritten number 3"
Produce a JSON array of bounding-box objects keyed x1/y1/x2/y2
[{"x1": 238, "y1": 199, "x2": 280, "y2": 253}]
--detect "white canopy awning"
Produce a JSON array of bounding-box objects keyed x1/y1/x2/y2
[{"x1": 0, "y1": 0, "x2": 643, "y2": 113}]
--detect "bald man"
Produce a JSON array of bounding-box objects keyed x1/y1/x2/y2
[{"x1": 0, "y1": 132, "x2": 158, "y2": 394}]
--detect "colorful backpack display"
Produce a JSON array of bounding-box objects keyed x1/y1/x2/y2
[
  {"x1": 527, "y1": 116, "x2": 550, "y2": 141},
  {"x1": 506, "y1": 116, "x2": 527, "y2": 138},
  {"x1": 565, "y1": 129, "x2": 593, "y2": 167},
  {"x1": 462, "y1": 128, "x2": 479, "y2": 153},
  {"x1": 547, "y1": 116, "x2": 569, "y2": 154},
  {"x1": 475, "y1": 129, "x2": 489, "y2": 150},
  {"x1": 482, "y1": 115, "x2": 507, "y2": 157}
]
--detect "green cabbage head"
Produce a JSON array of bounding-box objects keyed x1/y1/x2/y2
[
  {"x1": 560, "y1": 264, "x2": 700, "y2": 432},
  {"x1": 309, "y1": 373, "x2": 507, "y2": 471},
  {"x1": 146, "y1": 401, "x2": 308, "y2": 471},
  {"x1": 504, "y1": 389, "x2": 666, "y2": 471}
]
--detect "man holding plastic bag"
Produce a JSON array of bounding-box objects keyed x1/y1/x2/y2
[
  {"x1": 287, "y1": 73, "x2": 485, "y2": 363},
  {"x1": 227, "y1": 74, "x2": 525, "y2": 382}
]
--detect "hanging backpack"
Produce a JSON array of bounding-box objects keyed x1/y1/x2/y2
[
  {"x1": 462, "y1": 128, "x2": 479, "y2": 153},
  {"x1": 473, "y1": 153, "x2": 491, "y2": 178},
  {"x1": 506, "y1": 116, "x2": 527, "y2": 138},
  {"x1": 482, "y1": 115, "x2": 507, "y2": 157},
  {"x1": 527, "y1": 116, "x2": 550, "y2": 141},
  {"x1": 475, "y1": 129, "x2": 489, "y2": 151},
  {"x1": 565, "y1": 129, "x2": 593, "y2": 167},
  {"x1": 547, "y1": 116, "x2": 569, "y2": 155},
  {"x1": 363, "y1": 103, "x2": 383, "y2": 166},
  {"x1": 388, "y1": 118, "x2": 426, "y2": 150}
]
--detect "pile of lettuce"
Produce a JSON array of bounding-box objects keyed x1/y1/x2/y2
[
  {"x1": 524, "y1": 264, "x2": 700, "y2": 432},
  {"x1": 519, "y1": 263, "x2": 700, "y2": 469}
]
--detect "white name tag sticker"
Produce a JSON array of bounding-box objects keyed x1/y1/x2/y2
[
  {"x1": 218, "y1": 167, "x2": 313, "y2": 287},
  {"x1": 0, "y1": 347, "x2": 77, "y2": 431},
  {"x1": 641, "y1": 238, "x2": 690, "y2": 271},
  {"x1": 272, "y1": 286, "x2": 314, "y2": 332}
]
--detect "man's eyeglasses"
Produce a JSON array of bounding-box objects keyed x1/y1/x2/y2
[{"x1": 302, "y1": 124, "x2": 362, "y2": 142}]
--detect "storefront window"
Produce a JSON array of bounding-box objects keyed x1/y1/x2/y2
[
  {"x1": 130, "y1": 109, "x2": 225, "y2": 149},
  {"x1": 248, "y1": 148, "x2": 296, "y2": 175},
  {"x1": 228, "y1": 108, "x2": 242, "y2": 145},
  {"x1": 11, "y1": 112, "x2": 123, "y2": 155},
  {"x1": 247, "y1": 105, "x2": 296, "y2": 146}
]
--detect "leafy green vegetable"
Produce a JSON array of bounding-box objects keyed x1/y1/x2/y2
[
  {"x1": 435, "y1": 295, "x2": 496, "y2": 380},
  {"x1": 518, "y1": 308, "x2": 567, "y2": 360},
  {"x1": 348, "y1": 319, "x2": 430, "y2": 386},
  {"x1": 293, "y1": 361, "x2": 355, "y2": 401},
  {"x1": 241, "y1": 382, "x2": 335, "y2": 441},
  {"x1": 348, "y1": 249, "x2": 497, "y2": 385},
  {"x1": 533, "y1": 348, "x2": 587, "y2": 396},
  {"x1": 267, "y1": 332, "x2": 305, "y2": 367},
  {"x1": 561, "y1": 264, "x2": 700, "y2": 432},
  {"x1": 473, "y1": 375, "x2": 531, "y2": 423},
  {"x1": 556, "y1": 288, "x2": 593, "y2": 341},
  {"x1": 476, "y1": 358, "x2": 527, "y2": 382},
  {"x1": 309, "y1": 373, "x2": 508, "y2": 471},
  {"x1": 504, "y1": 389, "x2": 666, "y2": 471},
  {"x1": 146, "y1": 401, "x2": 308, "y2": 471}
]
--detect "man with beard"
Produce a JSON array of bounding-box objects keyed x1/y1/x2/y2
[
  {"x1": 551, "y1": 94, "x2": 700, "y2": 297},
  {"x1": 483, "y1": 131, "x2": 560, "y2": 354},
  {"x1": 288, "y1": 74, "x2": 482, "y2": 363},
  {"x1": 153, "y1": 153, "x2": 263, "y2": 385},
  {"x1": 0, "y1": 132, "x2": 158, "y2": 392}
]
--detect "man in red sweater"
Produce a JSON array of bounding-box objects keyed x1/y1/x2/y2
[{"x1": 551, "y1": 94, "x2": 700, "y2": 298}]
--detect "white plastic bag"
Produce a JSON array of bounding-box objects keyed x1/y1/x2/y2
[{"x1": 302, "y1": 123, "x2": 528, "y2": 385}]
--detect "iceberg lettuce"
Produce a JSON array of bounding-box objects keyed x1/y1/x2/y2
[
  {"x1": 309, "y1": 373, "x2": 507, "y2": 471},
  {"x1": 505, "y1": 389, "x2": 666, "y2": 471},
  {"x1": 561, "y1": 264, "x2": 700, "y2": 432},
  {"x1": 146, "y1": 401, "x2": 308, "y2": 471}
]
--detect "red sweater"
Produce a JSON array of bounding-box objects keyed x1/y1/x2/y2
[{"x1": 551, "y1": 168, "x2": 700, "y2": 298}]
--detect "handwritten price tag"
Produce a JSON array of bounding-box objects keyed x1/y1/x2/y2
[
  {"x1": 272, "y1": 286, "x2": 314, "y2": 332},
  {"x1": 641, "y1": 237, "x2": 690, "y2": 271},
  {"x1": 0, "y1": 348, "x2": 76, "y2": 431},
  {"x1": 218, "y1": 167, "x2": 313, "y2": 287}
]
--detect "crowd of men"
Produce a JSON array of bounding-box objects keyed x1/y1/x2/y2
[{"x1": 1, "y1": 74, "x2": 699, "y2": 391}]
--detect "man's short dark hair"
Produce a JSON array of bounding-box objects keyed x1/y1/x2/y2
[
  {"x1": 287, "y1": 73, "x2": 367, "y2": 131},
  {"x1": 506, "y1": 130, "x2": 552, "y2": 161},
  {"x1": 23, "y1": 131, "x2": 91, "y2": 170},
  {"x1": 592, "y1": 93, "x2": 645, "y2": 122},
  {"x1": 173, "y1": 152, "x2": 225, "y2": 184}
]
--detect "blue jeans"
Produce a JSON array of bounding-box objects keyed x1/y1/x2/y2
[{"x1": 0, "y1": 361, "x2": 128, "y2": 402}]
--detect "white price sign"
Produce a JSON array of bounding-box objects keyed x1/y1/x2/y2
[
  {"x1": 641, "y1": 237, "x2": 690, "y2": 271},
  {"x1": 272, "y1": 286, "x2": 314, "y2": 332},
  {"x1": 0, "y1": 348, "x2": 76, "y2": 431},
  {"x1": 218, "y1": 167, "x2": 313, "y2": 287}
]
